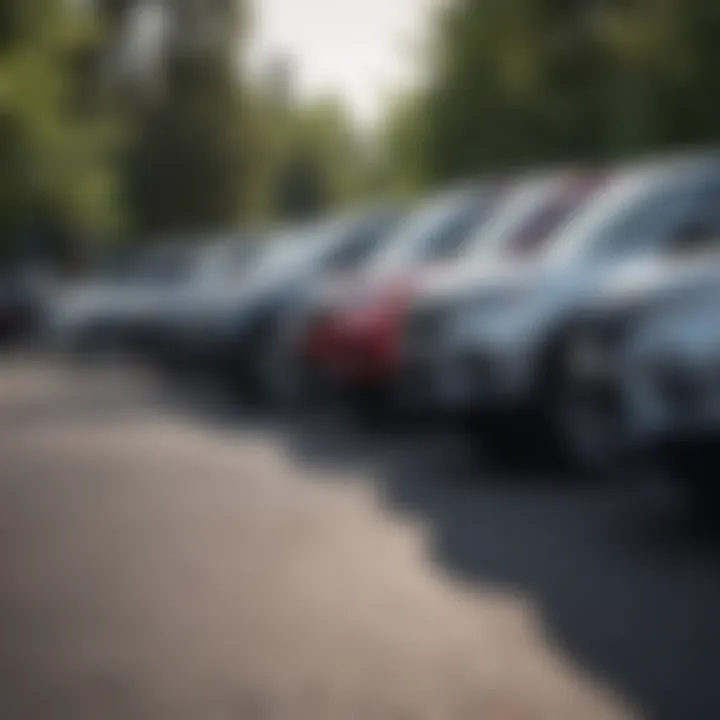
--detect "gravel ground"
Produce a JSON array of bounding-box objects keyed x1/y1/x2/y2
[{"x1": 0, "y1": 355, "x2": 717, "y2": 719}]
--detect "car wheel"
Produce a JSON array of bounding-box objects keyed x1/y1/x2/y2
[
  {"x1": 666, "y1": 444, "x2": 720, "y2": 512},
  {"x1": 538, "y1": 332, "x2": 630, "y2": 477},
  {"x1": 553, "y1": 373, "x2": 629, "y2": 476},
  {"x1": 260, "y1": 334, "x2": 305, "y2": 411}
]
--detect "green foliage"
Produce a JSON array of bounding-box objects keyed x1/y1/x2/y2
[
  {"x1": 273, "y1": 148, "x2": 331, "y2": 221},
  {"x1": 122, "y1": 0, "x2": 255, "y2": 238},
  {"x1": 380, "y1": 94, "x2": 430, "y2": 197},
  {"x1": 125, "y1": 56, "x2": 249, "y2": 236},
  {"x1": 248, "y1": 90, "x2": 371, "y2": 222},
  {"x1": 0, "y1": 0, "x2": 370, "y2": 254},
  {"x1": 396, "y1": 0, "x2": 720, "y2": 187},
  {"x1": 0, "y1": 0, "x2": 121, "y2": 260}
]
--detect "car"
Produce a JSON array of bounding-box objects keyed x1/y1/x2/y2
[
  {"x1": 0, "y1": 268, "x2": 48, "y2": 345},
  {"x1": 394, "y1": 168, "x2": 607, "y2": 419},
  {"x1": 47, "y1": 245, "x2": 146, "y2": 355},
  {"x1": 415, "y1": 152, "x2": 720, "y2": 465},
  {"x1": 48, "y1": 241, "x2": 197, "y2": 358},
  {"x1": 188, "y1": 206, "x2": 401, "y2": 406},
  {"x1": 560, "y1": 249, "x2": 720, "y2": 492},
  {"x1": 132, "y1": 234, "x2": 262, "y2": 368},
  {"x1": 297, "y1": 181, "x2": 505, "y2": 416}
]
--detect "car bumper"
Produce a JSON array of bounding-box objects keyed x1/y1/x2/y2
[
  {"x1": 387, "y1": 342, "x2": 533, "y2": 425},
  {"x1": 570, "y1": 351, "x2": 720, "y2": 451}
]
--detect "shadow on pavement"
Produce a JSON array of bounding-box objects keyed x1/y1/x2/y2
[
  {"x1": 76, "y1": 365, "x2": 720, "y2": 720},
  {"x1": 271, "y1": 407, "x2": 720, "y2": 720}
]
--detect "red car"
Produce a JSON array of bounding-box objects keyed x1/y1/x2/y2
[
  {"x1": 300, "y1": 182, "x2": 505, "y2": 397},
  {"x1": 302, "y1": 171, "x2": 608, "y2": 413}
]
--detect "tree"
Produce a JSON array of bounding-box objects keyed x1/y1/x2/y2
[
  {"x1": 411, "y1": 0, "x2": 720, "y2": 187},
  {"x1": 262, "y1": 93, "x2": 369, "y2": 222},
  {"x1": 379, "y1": 93, "x2": 429, "y2": 197},
  {"x1": 273, "y1": 148, "x2": 331, "y2": 221},
  {"x1": 0, "y1": 0, "x2": 113, "y2": 262},
  {"x1": 122, "y1": 0, "x2": 252, "y2": 238}
]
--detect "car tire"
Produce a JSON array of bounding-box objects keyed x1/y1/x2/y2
[
  {"x1": 535, "y1": 330, "x2": 629, "y2": 477},
  {"x1": 666, "y1": 443, "x2": 720, "y2": 512},
  {"x1": 551, "y1": 367, "x2": 629, "y2": 478}
]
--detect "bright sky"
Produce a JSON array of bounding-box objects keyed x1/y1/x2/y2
[{"x1": 247, "y1": 0, "x2": 431, "y2": 128}]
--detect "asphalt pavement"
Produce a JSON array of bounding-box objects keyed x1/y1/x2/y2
[{"x1": 0, "y1": 354, "x2": 719, "y2": 719}]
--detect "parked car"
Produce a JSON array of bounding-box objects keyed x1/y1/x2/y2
[
  {"x1": 297, "y1": 182, "x2": 505, "y2": 413},
  {"x1": 560, "y1": 248, "x2": 720, "y2": 491},
  {"x1": 131, "y1": 234, "x2": 262, "y2": 366},
  {"x1": 0, "y1": 269, "x2": 47, "y2": 344},
  {"x1": 393, "y1": 168, "x2": 607, "y2": 418},
  {"x1": 410, "y1": 152, "x2": 720, "y2": 465},
  {"x1": 187, "y1": 206, "x2": 401, "y2": 405},
  {"x1": 48, "y1": 241, "x2": 196, "y2": 357}
]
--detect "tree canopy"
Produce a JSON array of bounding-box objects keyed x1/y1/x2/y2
[{"x1": 392, "y1": 0, "x2": 720, "y2": 187}]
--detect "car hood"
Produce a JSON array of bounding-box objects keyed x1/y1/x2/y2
[
  {"x1": 590, "y1": 253, "x2": 720, "y2": 315},
  {"x1": 412, "y1": 259, "x2": 541, "y2": 309},
  {"x1": 306, "y1": 259, "x2": 543, "y2": 321},
  {"x1": 303, "y1": 272, "x2": 365, "y2": 313}
]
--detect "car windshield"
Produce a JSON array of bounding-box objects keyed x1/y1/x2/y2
[
  {"x1": 367, "y1": 189, "x2": 496, "y2": 281},
  {"x1": 474, "y1": 172, "x2": 608, "y2": 261},
  {"x1": 464, "y1": 178, "x2": 559, "y2": 260},
  {"x1": 89, "y1": 248, "x2": 147, "y2": 281},
  {"x1": 324, "y1": 210, "x2": 402, "y2": 272},
  {"x1": 132, "y1": 244, "x2": 198, "y2": 283},
  {"x1": 542, "y1": 164, "x2": 683, "y2": 266}
]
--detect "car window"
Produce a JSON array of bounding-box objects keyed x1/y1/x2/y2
[
  {"x1": 504, "y1": 174, "x2": 608, "y2": 257},
  {"x1": 468, "y1": 173, "x2": 606, "y2": 261},
  {"x1": 545, "y1": 166, "x2": 704, "y2": 264},
  {"x1": 665, "y1": 183, "x2": 720, "y2": 254},
  {"x1": 131, "y1": 244, "x2": 198, "y2": 283},
  {"x1": 424, "y1": 200, "x2": 495, "y2": 261},
  {"x1": 367, "y1": 189, "x2": 497, "y2": 280},
  {"x1": 324, "y1": 211, "x2": 401, "y2": 272},
  {"x1": 90, "y1": 248, "x2": 145, "y2": 280}
]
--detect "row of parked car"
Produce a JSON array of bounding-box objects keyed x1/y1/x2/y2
[{"x1": 47, "y1": 151, "x2": 720, "y2": 506}]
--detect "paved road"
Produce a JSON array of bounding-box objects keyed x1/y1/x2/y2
[{"x1": 0, "y1": 357, "x2": 717, "y2": 719}]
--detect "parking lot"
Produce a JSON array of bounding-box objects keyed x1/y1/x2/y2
[{"x1": 1, "y1": 355, "x2": 719, "y2": 719}]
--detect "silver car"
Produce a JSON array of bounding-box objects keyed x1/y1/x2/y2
[{"x1": 409, "y1": 152, "x2": 720, "y2": 464}]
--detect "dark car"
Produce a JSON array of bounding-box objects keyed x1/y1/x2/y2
[
  {"x1": 0, "y1": 271, "x2": 46, "y2": 345},
  {"x1": 559, "y1": 248, "x2": 720, "y2": 489},
  {"x1": 423, "y1": 151, "x2": 720, "y2": 467},
  {"x1": 188, "y1": 206, "x2": 401, "y2": 405}
]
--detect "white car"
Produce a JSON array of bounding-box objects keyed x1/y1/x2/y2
[
  {"x1": 407, "y1": 152, "x2": 720, "y2": 463},
  {"x1": 396, "y1": 168, "x2": 607, "y2": 415},
  {"x1": 135, "y1": 236, "x2": 261, "y2": 364},
  {"x1": 47, "y1": 242, "x2": 197, "y2": 356}
]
